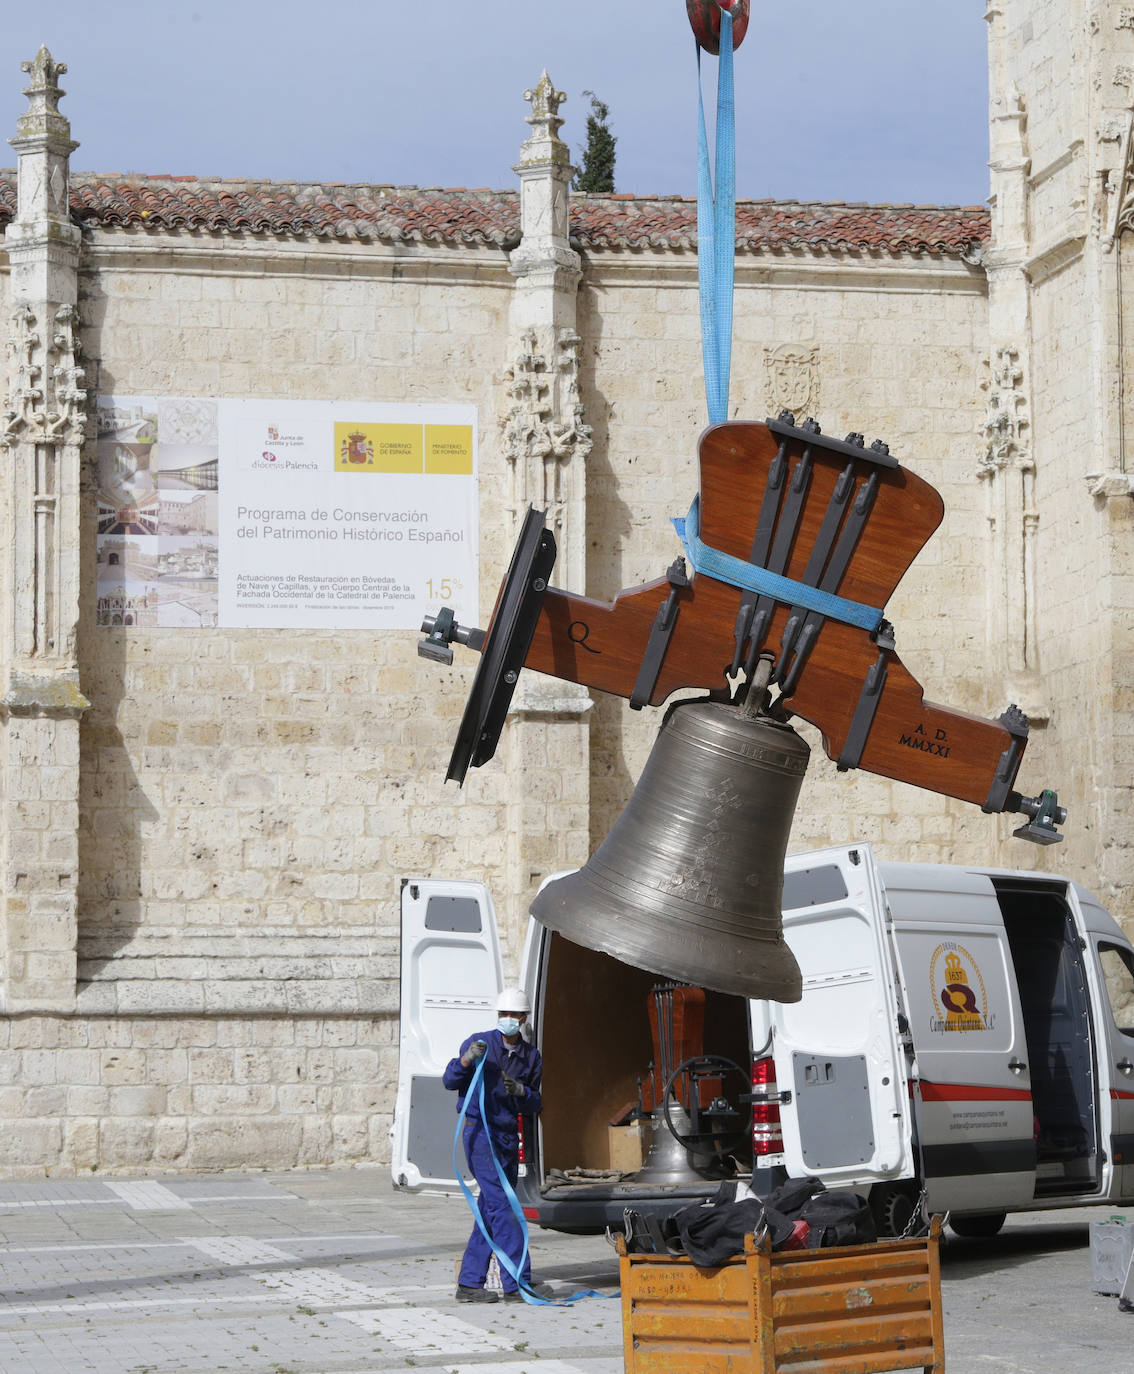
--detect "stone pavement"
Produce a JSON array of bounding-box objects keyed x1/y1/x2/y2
[
  {"x1": 0, "y1": 1169, "x2": 1129, "y2": 1373},
  {"x1": 0, "y1": 1169, "x2": 624, "y2": 1374}
]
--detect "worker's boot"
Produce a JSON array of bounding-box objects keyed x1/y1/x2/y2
[{"x1": 455, "y1": 1284, "x2": 498, "y2": 1303}]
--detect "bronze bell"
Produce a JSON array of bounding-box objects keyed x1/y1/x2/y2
[
  {"x1": 530, "y1": 698, "x2": 808, "y2": 1001},
  {"x1": 633, "y1": 1097, "x2": 701, "y2": 1185}
]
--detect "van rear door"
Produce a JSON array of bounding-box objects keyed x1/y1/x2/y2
[
  {"x1": 1070, "y1": 883, "x2": 1134, "y2": 1201},
  {"x1": 391, "y1": 879, "x2": 503, "y2": 1192},
  {"x1": 770, "y1": 845, "x2": 913, "y2": 1189}
]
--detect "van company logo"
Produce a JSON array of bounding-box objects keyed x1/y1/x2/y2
[{"x1": 929, "y1": 942, "x2": 990, "y2": 1033}]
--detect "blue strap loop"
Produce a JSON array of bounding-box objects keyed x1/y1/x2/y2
[
  {"x1": 453, "y1": 1055, "x2": 613, "y2": 1306},
  {"x1": 697, "y1": 7, "x2": 735, "y2": 425},
  {"x1": 673, "y1": 495, "x2": 885, "y2": 632}
]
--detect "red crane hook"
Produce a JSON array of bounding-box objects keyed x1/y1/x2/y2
[{"x1": 687, "y1": 0, "x2": 750, "y2": 54}]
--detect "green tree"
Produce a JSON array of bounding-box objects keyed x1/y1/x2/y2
[{"x1": 575, "y1": 92, "x2": 616, "y2": 194}]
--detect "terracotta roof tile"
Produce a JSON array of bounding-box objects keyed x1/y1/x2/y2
[
  {"x1": 0, "y1": 172, "x2": 989, "y2": 256},
  {"x1": 52, "y1": 174, "x2": 521, "y2": 245},
  {"x1": 571, "y1": 194, "x2": 989, "y2": 254}
]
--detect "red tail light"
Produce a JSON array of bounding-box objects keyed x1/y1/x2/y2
[
  {"x1": 517, "y1": 1113, "x2": 526, "y2": 1164},
  {"x1": 751, "y1": 1055, "x2": 783, "y2": 1157}
]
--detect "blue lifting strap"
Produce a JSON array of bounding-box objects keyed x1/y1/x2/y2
[
  {"x1": 452, "y1": 1054, "x2": 613, "y2": 1306},
  {"x1": 697, "y1": 7, "x2": 736, "y2": 425},
  {"x1": 673, "y1": 494, "x2": 885, "y2": 633}
]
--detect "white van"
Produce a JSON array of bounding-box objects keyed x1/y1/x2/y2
[{"x1": 392, "y1": 845, "x2": 1134, "y2": 1238}]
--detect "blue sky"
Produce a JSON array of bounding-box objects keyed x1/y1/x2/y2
[{"x1": 4, "y1": 2, "x2": 989, "y2": 206}]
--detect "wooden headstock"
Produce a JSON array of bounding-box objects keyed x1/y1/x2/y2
[{"x1": 423, "y1": 417, "x2": 1064, "y2": 840}]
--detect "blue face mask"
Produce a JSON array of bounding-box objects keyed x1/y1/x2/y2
[{"x1": 497, "y1": 1017, "x2": 521, "y2": 1037}]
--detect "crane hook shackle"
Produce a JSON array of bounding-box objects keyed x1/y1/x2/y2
[{"x1": 687, "y1": 0, "x2": 750, "y2": 54}]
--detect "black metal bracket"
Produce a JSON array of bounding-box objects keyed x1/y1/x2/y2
[
  {"x1": 417, "y1": 607, "x2": 487, "y2": 665},
  {"x1": 836, "y1": 619, "x2": 896, "y2": 771},
  {"x1": 630, "y1": 557, "x2": 690, "y2": 710},
  {"x1": 728, "y1": 415, "x2": 893, "y2": 697},
  {"x1": 766, "y1": 412, "x2": 899, "y2": 469},
  {"x1": 735, "y1": 414, "x2": 820, "y2": 682},
  {"x1": 443, "y1": 507, "x2": 556, "y2": 784},
  {"x1": 776, "y1": 466, "x2": 882, "y2": 696},
  {"x1": 730, "y1": 416, "x2": 793, "y2": 677},
  {"x1": 982, "y1": 704, "x2": 1029, "y2": 813},
  {"x1": 1009, "y1": 788, "x2": 1067, "y2": 845},
  {"x1": 418, "y1": 606, "x2": 457, "y2": 665}
]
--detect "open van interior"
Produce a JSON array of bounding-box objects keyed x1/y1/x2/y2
[
  {"x1": 994, "y1": 878, "x2": 1099, "y2": 1197},
  {"x1": 536, "y1": 932, "x2": 754, "y2": 1191}
]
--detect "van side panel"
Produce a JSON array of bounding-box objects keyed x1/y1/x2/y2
[{"x1": 882, "y1": 866, "x2": 1036, "y2": 1214}]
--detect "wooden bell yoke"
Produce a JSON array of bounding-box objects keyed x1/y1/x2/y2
[{"x1": 419, "y1": 413, "x2": 1065, "y2": 842}]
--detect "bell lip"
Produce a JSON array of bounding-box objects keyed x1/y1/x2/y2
[{"x1": 530, "y1": 889, "x2": 803, "y2": 1003}]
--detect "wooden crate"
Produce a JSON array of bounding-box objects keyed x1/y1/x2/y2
[{"x1": 619, "y1": 1215, "x2": 944, "y2": 1374}]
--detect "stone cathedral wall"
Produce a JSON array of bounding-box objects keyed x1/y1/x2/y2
[
  {"x1": 1, "y1": 16, "x2": 1131, "y2": 1174},
  {"x1": 0, "y1": 221, "x2": 1019, "y2": 1175},
  {"x1": 984, "y1": 0, "x2": 1134, "y2": 923}
]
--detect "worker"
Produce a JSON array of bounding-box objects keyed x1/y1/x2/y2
[{"x1": 444, "y1": 986, "x2": 552, "y2": 1302}]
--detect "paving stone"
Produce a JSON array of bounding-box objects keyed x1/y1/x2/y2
[{"x1": 0, "y1": 1168, "x2": 1128, "y2": 1372}]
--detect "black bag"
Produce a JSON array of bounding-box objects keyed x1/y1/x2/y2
[
  {"x1": 762, "y1": 1175, "x2": 826, "y2": 1218},
  {"x1": 798, "y1": 1189, "x2": 877, "y2": 1249},
  {"x1": 672, "y1": 1196, "x2": 796, "y2": 1267},
  {"x1": 621, "y1": 1176, "x2": 875, "y2": 1265}
]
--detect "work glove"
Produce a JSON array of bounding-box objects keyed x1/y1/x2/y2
[
  {"x1": 461, "y1": 1040, "x2": 487, "y2": 1068},
  {"x1": 502, "y1": 1073, "x2": 527, "y2": 1099}
]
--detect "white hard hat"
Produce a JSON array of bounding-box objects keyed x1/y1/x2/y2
[{"x1": 496, "y1": 986, "x2": 531, "y2": 1014}]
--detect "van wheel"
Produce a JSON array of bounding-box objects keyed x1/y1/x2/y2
[
  {"x1": 949, "y1": 1212, "x2": 1006, "y2": 1239},
  {"x1": 871, "y1": 1182, "x2": 926, "y2": 1238}
]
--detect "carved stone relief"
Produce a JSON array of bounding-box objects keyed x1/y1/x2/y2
[
  {"x1": 502, "y1": 326, "x2": 592, "y2": 525},
  {"x1": 978, "y1": 345, "x2": 1029, "y2": 476},
  {"x1": 2, "y1": 302, "x2": 86, "y2": 447},
  {"x1": 47, "y1": 304, "x2": 87, "y2": 444},
  {"x1": 500, "y1": 326, "x2": 592, "y2": 718},
  {"x1": 3, "y1": 304, "x2": 42, "y2": 444},
  {"x1": 977, "y1": 345, "x2": 1040, "y2": 683},
  {"x1": 763, "y1": 344, "x2": 819, "y2": 421}
]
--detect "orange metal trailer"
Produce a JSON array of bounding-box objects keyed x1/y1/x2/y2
[{"x1": 618, "y1": 1216, "x2": 944, "y2": 1374}]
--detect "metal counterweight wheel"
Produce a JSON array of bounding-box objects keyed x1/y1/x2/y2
[{"x1": 662, "y1": 1055, "x2": 752, "y2": 1157}]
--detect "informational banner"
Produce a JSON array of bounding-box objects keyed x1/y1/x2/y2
[{"x1": 95, "y1": 397, "x2": 478, "y2": 630}]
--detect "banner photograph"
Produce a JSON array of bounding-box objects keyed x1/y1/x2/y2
[{"x1": 95, "y1": 397, "x2": 479, "y2": 630}]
